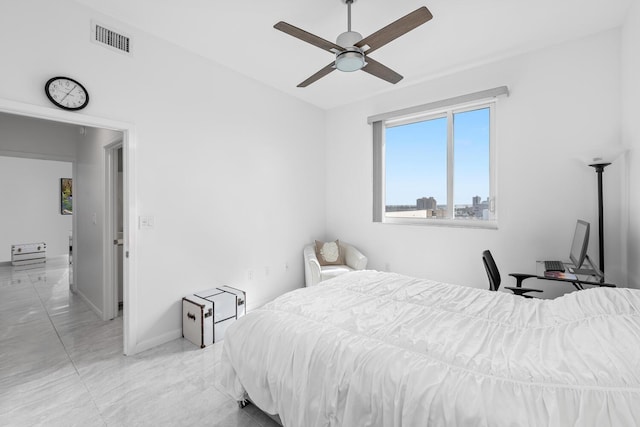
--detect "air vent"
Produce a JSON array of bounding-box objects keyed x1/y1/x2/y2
[{"x1": 91, "y1": 21, "x2": 132, "y2": 56}]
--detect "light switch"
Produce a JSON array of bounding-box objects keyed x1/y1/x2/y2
[{"x1": 139, "y1": 215, "x2": 155, "y2": 229}]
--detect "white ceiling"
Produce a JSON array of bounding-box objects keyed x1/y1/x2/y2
[{"x1": 73, "y1": 0, "x2": 632, "y2": 110}]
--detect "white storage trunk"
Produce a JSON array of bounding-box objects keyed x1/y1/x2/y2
[
  {"x1": 11, "y1": 242, "x2": 47, "y2": 266},
  {"x1": 182, "y1": 286, "x2": 246, "y2": 348}
]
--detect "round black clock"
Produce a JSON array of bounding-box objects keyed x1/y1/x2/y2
[{"x1": 44, "y1": 76, "x2": 89, "y2": 111}]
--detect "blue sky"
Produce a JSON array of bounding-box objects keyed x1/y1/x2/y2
[{"x1": 385, "y1": 108, "x2": 490, "y2": 206}]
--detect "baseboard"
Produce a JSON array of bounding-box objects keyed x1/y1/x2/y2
[
  {"x1": 246, "y1": 296, "x2": 274, "y2": 312},
  {"x1": 131, "y1": 328, "x2": 182, "y2": 355},
  {"x1": 76, "y1": 289, "x2": 104, "y2": 319},
  {"x1": 0, "y1": 255, "x2": 68, "y2": 268},
  {"x1": 47, "y1": 255, "x2": 70, "y2": 262}
]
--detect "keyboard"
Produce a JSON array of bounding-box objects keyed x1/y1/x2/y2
[{"x1": 544, "y1": 260, "x2": 565, "y2": 272}]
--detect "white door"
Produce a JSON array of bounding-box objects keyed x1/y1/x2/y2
[{"x1": 105, "y1": 142, "x2": 124, "y2": 320}]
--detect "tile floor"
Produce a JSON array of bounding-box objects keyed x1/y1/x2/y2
[{"x1": 0, "y1": 257, "x2": 280, "y2": 427}]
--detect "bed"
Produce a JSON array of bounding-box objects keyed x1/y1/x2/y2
[{"x1": 219, "y1": 270, "x2": 640, "y2": 426}]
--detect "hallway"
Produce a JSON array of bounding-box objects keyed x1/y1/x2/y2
[{"x1": 0, "y1": 257, "x2": 278, "y2": 426}]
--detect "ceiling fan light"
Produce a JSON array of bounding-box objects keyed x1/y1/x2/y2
[{"x1": 335, "y1": 48, "x2": 365, "y2": 72}]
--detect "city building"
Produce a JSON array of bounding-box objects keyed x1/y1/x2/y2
[{"x1": 417, "y1": 197, "x2": 437, "y2": 210}]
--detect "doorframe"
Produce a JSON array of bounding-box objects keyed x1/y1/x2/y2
[
  {"x1": 0, "y1": 98, "x2": 138, "y2": 355},
  {"x1": 104, "y1": 140, "x2": 123, "y2": 322}
]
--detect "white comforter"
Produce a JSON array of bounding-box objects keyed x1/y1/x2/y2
[{"x1": 220, "y1": 270, "x2": 640, "y2": 427}]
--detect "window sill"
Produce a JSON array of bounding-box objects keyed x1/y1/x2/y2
[{"x1": 380, "y1": 217, "x2": 498, "y2": 230}]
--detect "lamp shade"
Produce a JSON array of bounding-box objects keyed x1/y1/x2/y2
[
  {"x1": 576, "y1": 146, "x2": 627, "y2": 166},
  {"x1": 335, "y1": 47, "x2": 365, "y2": 72}
]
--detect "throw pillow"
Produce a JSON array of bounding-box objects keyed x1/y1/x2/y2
[{"x1": 314, "y1": 240, "x2": 344, "y2": 266}]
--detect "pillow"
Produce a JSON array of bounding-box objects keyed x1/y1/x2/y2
[{"x1": 314, "y1": 240, "x2": 345, "y2": 266}]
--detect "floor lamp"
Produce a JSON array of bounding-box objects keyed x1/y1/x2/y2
[
  {"x1": 582, "y1": 147, "x2": 624, "y2": 277},
  {"x1": 588, "y1": 162, "x2": 610, "y2": 274}
]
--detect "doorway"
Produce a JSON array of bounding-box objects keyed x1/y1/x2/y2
[
  {"x1": 0, "y1": 98, "x2": 137, "y2": 355},
  {"x1": 105, "y1": 142, "x2": 124, "y2": 320}
]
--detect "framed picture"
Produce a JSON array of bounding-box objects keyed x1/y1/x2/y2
[{"x1": 61, "y1": 178, "x2": 72, "y2": 215}]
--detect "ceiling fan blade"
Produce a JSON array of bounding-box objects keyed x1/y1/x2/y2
[
  {"x1": 297, "y1": 62, "x2": 336, "y2": 88},
  {"x1": 361, "y1": 57, "x2": 403, "y2": 84},
  {"x1": 356, "y1": 7, "x2": 433, "y2": 55},
  {"x1": 274, "y1": 21, "x2": 343, "y2": 53}
]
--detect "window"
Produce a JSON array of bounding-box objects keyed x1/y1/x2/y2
[{"x1": 370, "y1": 87, "x2": 507, "y2": 228}]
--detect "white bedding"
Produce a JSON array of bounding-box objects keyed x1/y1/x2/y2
[{"x1": 220, "y1": 270, "x2": 640, "y2": 427}]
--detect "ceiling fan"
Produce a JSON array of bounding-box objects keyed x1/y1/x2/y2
[{"x1": 274, "y1": 0, "x2": 433, "y2": 88}]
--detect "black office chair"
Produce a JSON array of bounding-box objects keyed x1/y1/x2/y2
[{"x1": 482, "y1": 250, "x2": 543, "y2": 298}]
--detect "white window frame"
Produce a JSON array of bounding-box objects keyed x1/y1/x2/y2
[{"x1": 370, "y1": 87, "x2": 508, "y2": 229}]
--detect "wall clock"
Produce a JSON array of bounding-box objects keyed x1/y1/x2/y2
[{"x1": 44, "y1": 76, "x2": 89, "y2": 111}]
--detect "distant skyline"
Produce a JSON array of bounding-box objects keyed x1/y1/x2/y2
[{"x1": 385, "y1": 108, "x2": 490, "y2": 206}]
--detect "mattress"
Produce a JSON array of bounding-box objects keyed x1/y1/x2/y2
[{"x1": 219, "y1": 270, "x2": 640, "y2": 426}]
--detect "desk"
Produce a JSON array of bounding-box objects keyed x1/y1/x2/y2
[{"x1": 535, "y1": 261, "x2": 616, "y2": 290}]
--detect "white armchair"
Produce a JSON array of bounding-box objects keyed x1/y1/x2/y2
[{"x1": 303, "y1": 242, "x2": 368, "y2": 287}]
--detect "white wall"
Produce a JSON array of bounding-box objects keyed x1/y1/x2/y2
[
  {"x1": 74, "y1": 127, "x2": 122, "y2": 317},
  {"x1": 0, "y1": 156, "x2": 72, "y2": 262},
  {"x1": 325, "y1": 29, "x2": 625, "y2": 297},
  {"x1": 0, "y1": 112, "x2": 79, "y2": 162},
  {"x1": 0, "y1": 113, "x2": 79, "y2": 263},
  {"x1": 0, "y1": 0, "x2": 325, "y2": 352},
  {"x1": 622, "y1": 1, "x2": 640, "y2": 289}
]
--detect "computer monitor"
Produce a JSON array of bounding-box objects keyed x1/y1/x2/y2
[{"x1": 569, "y1": 219, "x2": 590, "y2": 269}]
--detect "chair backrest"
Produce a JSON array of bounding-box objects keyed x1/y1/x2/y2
[{"x1": 482, "y1": 250, "x2": 501, "y2": 291}]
